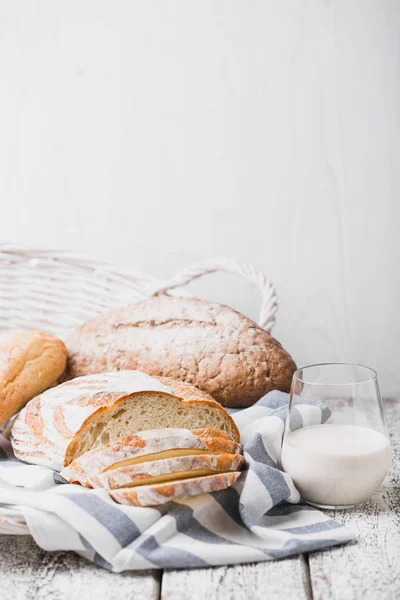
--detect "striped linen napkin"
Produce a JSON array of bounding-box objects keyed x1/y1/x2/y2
[{"x1": 0, "y1": 391, "x2": 354, "y2": 571}]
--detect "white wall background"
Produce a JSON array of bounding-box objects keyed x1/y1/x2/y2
[{"x1": 0, "y1": 1, "x2": 399, "y2": 397}]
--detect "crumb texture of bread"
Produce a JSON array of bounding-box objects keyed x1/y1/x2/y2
[
  {"x1": 0, "y1": 329, "x2": 67, "y2": 427},
  {"x1": 61, "y1": 428, "x2": 243, "y2": 487},
  {"x1": 11, "y1": 371, "x2": 239, "y2": 471},
  {"x1": 70, "y1": 390, "x2": 239, "y2": 461},
  {"x1": 109, "y1": 471, "x2": 241, "y2": 507},
  {"x1": 66, "y1": 295, "x2": 297, "y2": 408}
]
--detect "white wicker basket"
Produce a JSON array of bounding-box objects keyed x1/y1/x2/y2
[
  {"x1": 0, "y1": 245, "x2": 278, "y2": 336},
  {"x1": 0, "y1": 244, "x2": 278, "y2": 534}
]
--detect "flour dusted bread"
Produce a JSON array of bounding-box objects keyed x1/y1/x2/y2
[
  {"x1": 66, "y1": 295, "x2": 297, "y2": 408},
  {"x1": 11, "y1": 371, "x2": 239, "y2": 471},
  {"x1": 94, "y1": 453, "x2": 245, "y2": 490},
  {"x1": 0, "y1": 330, "x2": 67, "y2": 427},
  {"x1": 109, "y1": 472, "x2": 241, "y2": 507},
  {"x1": 61, "y1": 427, "x2": 243, "y2": 488}
]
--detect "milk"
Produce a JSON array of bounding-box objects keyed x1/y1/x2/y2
[{"x1": 281, "y1": 424, "x2": 391, "y2": 507}]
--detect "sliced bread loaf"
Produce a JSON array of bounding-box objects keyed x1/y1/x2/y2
[
  {"x1": 61, "y1": 427, "x2": 242, "y2": 487},
  {"x1": 11, "y1": 372, "x2": 239, "y2": 471},
  {"x1": 84, "y1": 453, "x2": 245, "y2": 490},
  {"x1": 109, "y1": 471, "x2": 241, "y2": 507}
]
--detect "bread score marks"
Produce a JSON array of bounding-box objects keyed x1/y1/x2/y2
[
  {"x1": 109, "y1": 471, "x2": 241, "y2": 507},
  {"x1": 66, "y1": 294, "x2": 297, "y2": 408},
  {"x1": 61, "y1": 428, "x2": 243, "y2": 488},
  {"x1": 11, "y1": 371, "x2": 174, "y2": 470},
  {"x1": 93, "y1": 453, "x2": 245, "y2": 490}
]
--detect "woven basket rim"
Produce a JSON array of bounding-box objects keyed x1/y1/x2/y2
[{"x1": 0, "y1": 242, "x2": 160, "y2": 284}]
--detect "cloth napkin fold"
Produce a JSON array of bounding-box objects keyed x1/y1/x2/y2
[{"x1": 0, "y1": 391, "x2": 354, "y2": 571}]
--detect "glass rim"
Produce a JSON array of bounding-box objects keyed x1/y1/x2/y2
[{"x1": 293, "y1": 362, "x2": 378, "y2": 386}]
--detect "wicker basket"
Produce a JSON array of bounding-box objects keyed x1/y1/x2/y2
[
  {"x1": 0, "y1": 245, "x2": 278, "y2": 336},
  {"x1": 0, "y1": 244, "x2": 278, "y2": 534}
]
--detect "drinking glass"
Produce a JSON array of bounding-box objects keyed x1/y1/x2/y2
[{"x1": 281, "y1": 363, "x2": 391, "y2": 509}]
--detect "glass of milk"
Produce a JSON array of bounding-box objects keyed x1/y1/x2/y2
[{"x1": 281, "y1": 363, "x2": 391, "y2": 509}]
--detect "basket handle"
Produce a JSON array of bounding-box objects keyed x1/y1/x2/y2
[{"x1": 150, "y1": 257, "x2": 278, "y2": 333}]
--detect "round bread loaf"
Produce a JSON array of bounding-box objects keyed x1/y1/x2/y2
[
  {"x1": 0, "y1": 330, "x2": 67, "y2": 427},
  {"x1": 66, "y1": 295, "x2": 297, "y2": 408},
  {"x1": 11, "y1": 370, "x2": 240, "y2": 471}
]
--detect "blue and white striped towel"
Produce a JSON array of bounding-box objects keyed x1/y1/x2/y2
[{"x1": 0, "y1": 391, "x2": 354, "y2": 571}]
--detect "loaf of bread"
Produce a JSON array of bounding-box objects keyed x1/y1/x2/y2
[
  {"x1": 11, "y1": 371, "x2": 239, "y2": 471},
  {"x1": 66, "y1": 295, "x2": 296, "y2": 408},
  {"x1": 0, "y1": 330, "x2": 67, "y2": 427},
  {"x1": 109, "y1": 472, "x2": 241, "y2": 507},
  {"x1": 61, "y1": 427, "x2": 243, "y2": 487}
]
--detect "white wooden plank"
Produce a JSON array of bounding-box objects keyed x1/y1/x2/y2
[
  {"x1": 309, "y1": 399, "x2": 400, "y2": 600},
  {"x1": 0, "y1": 534, "x2": 160, "y2": 600},
  {"x1": 161, "y1": 556, "x2": 311, "y2": 600}
]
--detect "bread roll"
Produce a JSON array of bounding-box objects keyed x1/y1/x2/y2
[
  {"x1": 0, "y1": 330, "x2": 67, "y2": 427},
  {"x1": 66, "y1": 295, "x2": 297, "y2": 408},
  {"x1": 109, "y1": 471, "x2": 241, "y2": 507},
  {"x1": 11, "y1": 371, "x2": 239, "y2": 471},
  {"x1": 61, "y1": 427, "x2": 242, "y2": 487}
]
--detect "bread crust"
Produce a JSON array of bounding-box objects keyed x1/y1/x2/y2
[
  {"x1": 11, "y1": 371, "x2": 240, "y2": 470},
  {"x1": 109, "y1": 471, "x2": 241, "y2": 506},
  {"x1": 0, "y1": 330, "x2": 67, "y2": 427},
  {"x1": 66, "y1": 295, "x2": 296, "y2": 408}
]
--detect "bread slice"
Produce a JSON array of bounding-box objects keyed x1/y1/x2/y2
[
  {"x1": 77, "y1": 452, "x2": 244, "y2": 490},
  {"x1": 61, "y1": 427, "x2": 242, "y2": 487},
  {"x1": 11, "y1": 372, "x2": 239, "y2": 471},
  {"x1": 110, "y1": 471, "x2": 241, "y2": 507}
]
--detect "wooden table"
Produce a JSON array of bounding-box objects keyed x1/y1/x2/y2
[{"x1": 1, "y1": 400, "x2": 399, "y2": 600}]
